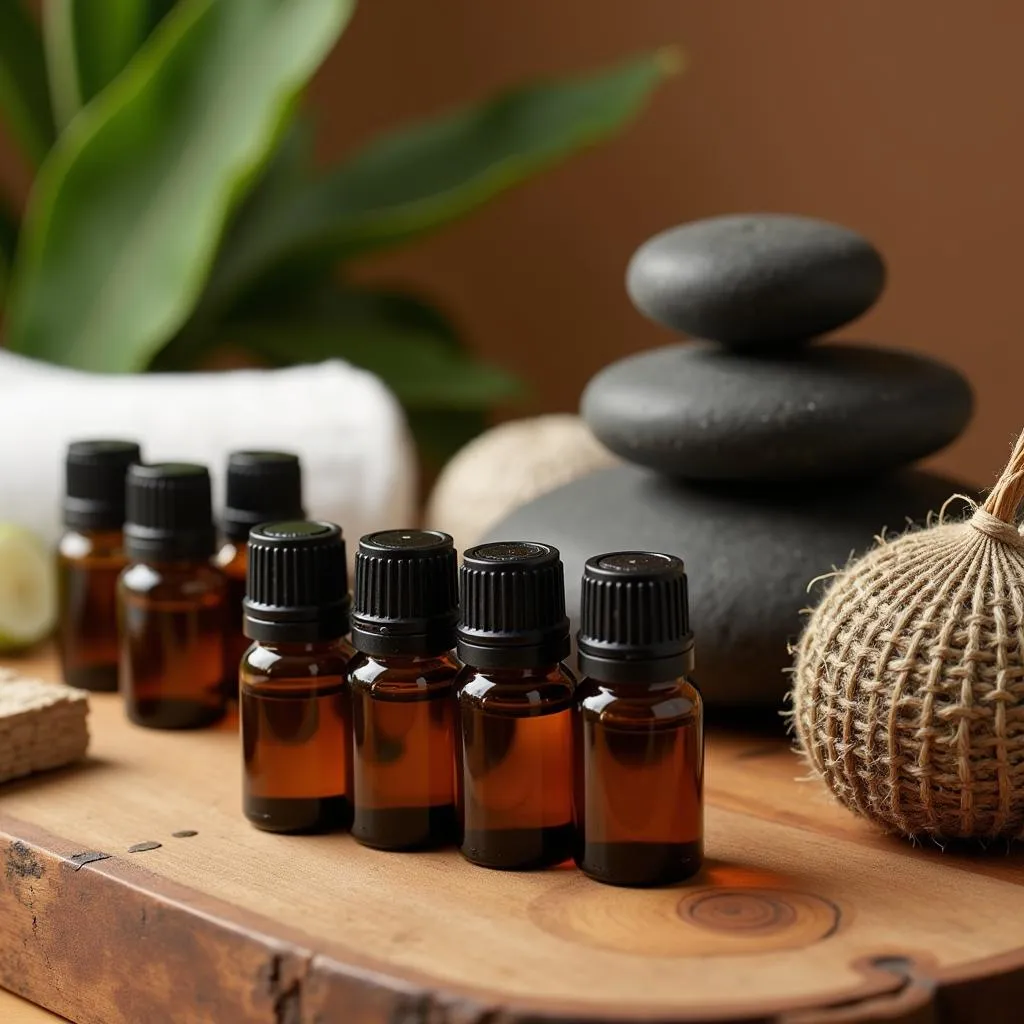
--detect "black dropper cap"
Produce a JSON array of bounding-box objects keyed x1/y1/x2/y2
[
  {"x1": 577, "y1": 551, "x2": 694, "y2": 683},
  {"x1": 124, "y1": 463, "x2": 216, "y2": 561},
  {"x1": 352, "y1": 530, "x2": 458, "y2": 657},
  {"x1": 222, "y1": 451, "x2": 304, "y2": 542},
  {"x1": 457, "y1": 541, "x2": 570, "y2": 670},
  {"x1": 243, "y1": 521, "x2": 350, "y2": 643},
  {"x1": 63, "y1": 440, "x2": 141, "y2": 531}
]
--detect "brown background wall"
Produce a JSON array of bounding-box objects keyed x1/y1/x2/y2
[{"x1": 3, "y1": 0, "x2": 1021, "y2": 486}]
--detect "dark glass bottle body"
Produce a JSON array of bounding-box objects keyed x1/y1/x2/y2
[
  {"x1": 57, "y1": 528, "x2": 125, "y2": 691},
  {"x1": 455, "y1": 663, "x2": 575, "y2": 870},
  {"x1": 241, "y1": 638, "x2": 355, "y2": 833},
  {"x1": 350, "y1": 652, "x2": 459, "y2": 850},
  {"x1": 216, "y1": 539, "x2": 248, "y2": 690},
  {"x1": 118, "y1": 559, "x2": 228, "y2": 728},
  {"x1": 575, "y1": 675, "x2": 703, "y2": 886}
]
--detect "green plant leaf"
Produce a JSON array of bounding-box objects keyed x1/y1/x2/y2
[
  {"x1": 6, "y1": 0, "x2": 354, "y2": 372},
  {"x1": 200, "y1": 48, "x2": 681, "y2": 319},
  {"x1": 42, "y1": 0, "x2": 175, "y2": 128},
  {"x1": 0, "y1": 2, "x2": 56, "y2": 165},
  {"x1": 149, "y1": 112, "x2": 320, "y2": 370},
  {"x1": 239, "y1": 322, "x2": 525, "y2": 410}
]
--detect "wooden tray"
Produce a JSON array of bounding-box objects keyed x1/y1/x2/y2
[{"x1": 3, "y1": 650, "x2": 1024, "y2": 1024}]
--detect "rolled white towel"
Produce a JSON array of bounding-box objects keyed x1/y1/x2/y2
[{"x1": 0, "y1": 351, "x2": 417, "y2": 548}]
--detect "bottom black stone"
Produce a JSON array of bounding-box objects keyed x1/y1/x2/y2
[
  {"x1": 461, "y1": 822, "x2": 575, "y2": 871},
  {"x1": 352, "y1": 804, "x2": 458, "y2": 851},
  {"x1": 487, "y1": 464, "x2": 978, "y2": 707},
  {"x1": 244, "y1": 794, "x2": 352, "y2": 834},
  {"x1": 576, "y1": 840, "x2": 703, "y2": 888}
]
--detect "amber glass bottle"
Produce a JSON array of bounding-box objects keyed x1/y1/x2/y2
[
  {"x1": 216, "y1": 451, "x2": 304, "y2": 686},
  {"x1": 455, "y1": 542, "x2": 575, "y2": 870},
  {"x1": 240, "y1": 521, "x2": 354, "y2": 833},
  {"x1": 349, "y1": 530, "x2": 460, "y2": 851},
  {"x1": 119, "y1": 464, "x2": 227, "y2": 729},
  {"x1": 57, "y1": 440, "x2": 141, "y2": 691},
  {"x1": 575, "y1": 551, "x2": 703, "y2": 887}
]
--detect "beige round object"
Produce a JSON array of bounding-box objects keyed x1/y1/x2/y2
[
  {"x1": 792, "y1": 431, "x2": 1024, "y2": 841},
  {"x1": 426, "y1": 415, "x2": 617, "y2": 554}
]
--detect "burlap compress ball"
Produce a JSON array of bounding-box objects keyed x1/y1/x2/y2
[{"x1": 793, "y1": 433, "x2": 1024, "y2": 840}]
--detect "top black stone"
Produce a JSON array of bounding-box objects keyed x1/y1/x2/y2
[{"x1": 626, "y1": 214, "x2": 886, "y2": 347}]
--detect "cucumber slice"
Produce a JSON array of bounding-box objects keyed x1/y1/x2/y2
[{"x1": 0, "y1": 524, "x2": 57, "y2": 650}]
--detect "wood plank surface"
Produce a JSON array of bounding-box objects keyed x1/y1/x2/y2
[
  {"x1": 2, "y1": 650, "x2": 1024, "y2": 1023},
  {"x1": 0, "y1": 990, "x2": 64, "y2": 1023}
]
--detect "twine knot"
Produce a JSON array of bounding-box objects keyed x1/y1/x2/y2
[{"x1": 970, "y1": 508, "x2": 1024, "y2": 548}]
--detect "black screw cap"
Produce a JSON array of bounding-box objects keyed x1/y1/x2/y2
[
  {"x1": 64, "y1": 440, "x2": 141, "y2": 531},
  {"x1": 352, "y1": 530, "x2": 458, "y2": 657},
  {"x1": 243, "y1": 521, "x2": 350, "y2": 643},
  {"x1": 577, "y1": 551, "x2": 694, "y2": 683},
  {"x1": 124, "y1": 463, "x2": 215, "y2": 562},
  {"x1": 223, "y1": 451, "x2": 304, "y2": 542},
  {"x1": 457, "y1": 541, "x2": 570, "y2": 670}
]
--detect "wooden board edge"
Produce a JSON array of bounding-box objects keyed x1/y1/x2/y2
[{"x1": 1, "y1": 812, "x2": 1007, "y2": 1024}]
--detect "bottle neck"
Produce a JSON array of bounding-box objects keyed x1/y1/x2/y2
[
  {"x1": 63, "y1": 527, "x2": 123, "y2": 544},
  {"x1": 130, "y1": 555, "x2": 209, "y2": 569},
  {"x1": 584, "y1": 674, "x2": 688, "y2": 692},
  {"x1": 361, "y1": 650, "x2": 455, "y2": 670},
  {"x1": 465, "y1": 662, "x2": 564, "y2": 683},
  {"x1": 577, "y1": 647, "x2": 694, "y2": 684},
  {"x1": 254, "y1": 638, "x2": 350, "y2": 656}
]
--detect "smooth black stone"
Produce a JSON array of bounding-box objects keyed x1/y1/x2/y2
[
  {"x1": 581, "y1": 343, "x2": 972, "y2": 481},
  {"x1": 626, "y1": 213, "x2": 886, "y2": 346},
  {"x1": 484, "y1": 464, "x2": 979, "y2": 707}
]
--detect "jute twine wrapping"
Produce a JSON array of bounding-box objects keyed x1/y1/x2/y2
[{"x1": 792, "y1": 430, "x2": 1024, "y2": 840}]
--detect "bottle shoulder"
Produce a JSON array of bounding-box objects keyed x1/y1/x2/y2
[
  {"x1": 349, "y1": 651, "x2": 460, "y2": 699},
  {"x1": 455, "y1": 663, "x2": 575, "y2": 714},
  {"x1": 576, "y1": 675, "x2": 702, "y2": 725},
  {"x1": 242, "y1": 639, "x2": 355, "y2": 684},
  {"x1": 215, "y1": 541, "x2": 247, "y2": 579},
  {"x1": 59, "y1": 529, "x2": 124, "y2": 562},
  {"x1": 120, "y1": 560, "x2": 226, "y2": 599}
]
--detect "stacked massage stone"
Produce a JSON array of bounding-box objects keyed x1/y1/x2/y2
[{"x1": 486, "y1": 214, "x2": 976, "y2": 707}]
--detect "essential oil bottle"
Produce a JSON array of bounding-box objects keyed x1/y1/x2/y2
[
  {"x1": 119, "y1": 463, "x2": 228, "y2": 729},
  {"x1": 57, "y1": 440, "x2": 141, "y2": 691},
  {"x1": 455, "y1": 542, "x2": 575, "y2": 870},
  {"x1": 216, "y1": 451, "x2": 305, "y2": 684},
  {"x1": 240, "y1": 521, "x2": 354, "y2": 833},
  {"x1": 349, "y1": 530, "x2": 460, "y2": 851},
  {"x1": 574, "y1": 551, "x2": 704, "y2": 887}
]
